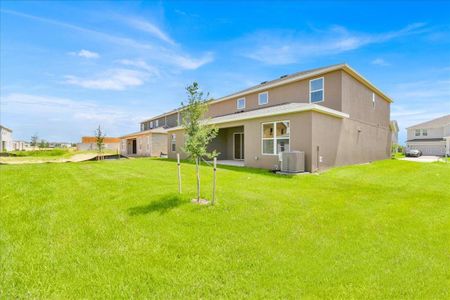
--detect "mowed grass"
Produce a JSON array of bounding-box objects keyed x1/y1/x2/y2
[{"x1": 0, "y1": 158, "x2": 449, "y2": 298}]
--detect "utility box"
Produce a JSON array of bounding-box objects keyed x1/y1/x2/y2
[{"x1": 280, "y1": 151, "x2": 305, "y2": 173}]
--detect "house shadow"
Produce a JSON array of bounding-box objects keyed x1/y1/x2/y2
[
  {"x1": 127, "y1": 194, "x2": 186, "y2": 216},
  {"x1": 163, "y1": 158, "x2": 297, "y2": 179}
]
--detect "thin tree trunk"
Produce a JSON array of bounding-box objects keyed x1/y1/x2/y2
[{"x1": 196, "y1": 157, "x2": 200, "y2": 202}]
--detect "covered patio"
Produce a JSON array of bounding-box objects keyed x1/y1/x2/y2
[{"x1": 207, "y1": 125, "x2": 245, "y2": 162}]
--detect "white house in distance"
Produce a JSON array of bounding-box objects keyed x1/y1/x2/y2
[
  {"x1": 0, "y1": 125, "x2": 13, "y2": 152},
  {"x1": 406, "y1": 114, "x2": 450, "y2": 156}
]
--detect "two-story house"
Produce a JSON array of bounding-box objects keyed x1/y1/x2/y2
[
  {"x1": 159, "y1": 63, "x2": 393, "y2": 172},
  {"x1": 406, "y1": 114, "x2": 450, "y2": 156},
  {"x1": 0, "y1": 125, "x2": 13, "y2": 152},
  {"x1": 121, "y1": 63, "x2": 394, "y2": 171}
]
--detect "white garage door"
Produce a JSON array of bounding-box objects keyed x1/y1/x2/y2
[{"x1": 411, "y1": 144, "x2": 445, "y2": 155}]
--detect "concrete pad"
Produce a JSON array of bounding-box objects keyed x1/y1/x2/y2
[{"x1": 400, "y1": 156, "x2": 442, "y2": 163}]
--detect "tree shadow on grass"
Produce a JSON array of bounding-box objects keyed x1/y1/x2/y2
[{"x1": 127, "y1": 194, "x2": 186, "y2": 216}]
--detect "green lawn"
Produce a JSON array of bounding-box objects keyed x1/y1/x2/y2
[{"x1": 1, "y1": 158, "x2": 449, "y2": 298}]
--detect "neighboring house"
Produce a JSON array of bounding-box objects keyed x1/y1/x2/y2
[
  {"x1": 390, "y1": 120, "x2": 399, "y2": 145},
  {"x1": 138, "y1": 63, "x2": 394, "y2": 172},
  {"x1": 406, "y1": 114, "x2": 450, "y2": 156},
  {"x1": 13, "y1": 140, "x2": 31, "y2": 151},
  {"x1": 77, "y1": 137, "x2": 121, "y2": 151},
  {"x1": 48, "y1": 142, "x2": 73, "y2": 148},
  {"x1": 119, "y1": 127, "x2": 167, "y2": 157},
  {"x1": 0, "y1": 125, "x2": 13, "y2": 152}
]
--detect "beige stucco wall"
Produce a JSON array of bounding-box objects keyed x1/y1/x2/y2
[
  {"x1": 169, "y1": 112, "x2": 314, "y2": 170},
  {"x1": 311, "y1": 114, "x2": 390, "y2": 172},
  {"x1": 167, "y1": 69, "x2": 391, "y2": 171},
  {"x1": 151, "y1": 133, "x2": 168, "y2": 156},
  {"x1": 205, "y1": 70, "x2": 343, "y2": 118},
  {"x1": 120, "y1": 133, "x2": 167, "y2": 157},
  {"x1": 341, "y1": 71, "x2": 390, "y2": 128}
]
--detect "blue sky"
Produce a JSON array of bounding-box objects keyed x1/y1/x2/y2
[{"x1": 1, "y1": 1, "x2": 449, "y2": 143}]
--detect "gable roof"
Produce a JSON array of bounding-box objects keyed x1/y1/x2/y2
[
  {"x1": 211, "y1": 63, "x2": 393, "y2": 104},
  {"x1": 406, "y1": 114, "x2": 450, "y2": 129}
]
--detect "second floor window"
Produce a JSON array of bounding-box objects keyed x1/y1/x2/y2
[
  {"x1": 155, "y1": 120, "x2": 159, "y2": 127},
  {"x1": 310, "y1": 77, "x2": 324, "y2": 103},
  {"x1": 422, "y1": 129, "x2": 428, "y2": 136},
  {"x1": 258, "y1": 92, "x2": 268, "y2": 105},
  {"x1": 415, "y1": 129, "x2": 420, "y2": 136},
  {"x1": 237, "y1": 98, "x2": 246, "y2": 109}
]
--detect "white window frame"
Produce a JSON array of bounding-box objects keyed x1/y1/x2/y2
[
  {"x1": 261, "y1": 120, "x2": 290, "y2": 155},
  {"x1": 422, "y1": 129, "x2": 428, "y2": 136},
  {"x1": 236, "y1": 97, "x2": 246, "y2": 109},
  {"x1": 415, "y1": 129, "x2": 420, "y2": 137},
  {"x1": 309, "y1": 77, "x2": 324, "y2": 103},
  {"x1": 258, "y1": 91, "x2": 269, "y2": 105},
  {"x1": 155, "y1": 120, "x2": 159, "y2": 127},
  {"x1": 372, "y1": 93, "x2": 376, "y2": 109},
  {"x1": 141, "y1": 123, "x2": 144, "y2": 131}
]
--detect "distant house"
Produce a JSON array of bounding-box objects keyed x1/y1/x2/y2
[
  {"x1": 406, "y1": 114, "x2": 450, "y2": 156},
  {"x1": 390, "y1": 120, "x2": 399, "y2": 145},
  {"x1": 13, "y1": 140, "x2": 31, "y2": 151},
  {"x1": 77, "y1": 136, "x2": 120, "y2": 151},
  {"x1": 0, "y1": 125, "x2": 13, "y2": 152},
  {"x1": 119, "y1": 127, "x2": 167, "y2": 157}
]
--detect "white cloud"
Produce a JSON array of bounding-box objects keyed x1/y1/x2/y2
[
  {"x1": 69, "y1": 49, "x2": 100, "y2": 59},
  {"x1": 389, "y1": 79, "x2": 450, "y2": 142},
  {"x1": 169, "y1": 52, "x2": 214, "y2": 70},
  {"x1": 120, "y1": 17, "x2": 176, "y2": 45},
  {"x1": 0, "y1": 93, "x2": 146, "y2": 141},
  {"x1": 115, "y1": 59, "x2": 160, "y2": 75},
  {"x1": 239, "y1": 23, "x2": 427, "y2": 65},
  {"x1": 371, "y1": 58, "x2": 390, "y2": 66},
  {"x1": 2, "y1": 9, "x2": 213, "y2": 70},
  {"x1": 64, "y1": 69, "x2": 148, "y2": 91}
]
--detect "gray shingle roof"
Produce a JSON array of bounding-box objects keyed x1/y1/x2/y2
[{"x1": 407, "y1": 114, "x2": 450, "y2": 129}]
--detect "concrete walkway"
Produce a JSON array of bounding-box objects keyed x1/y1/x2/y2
[
  {"x1": 400, "y1": 156, "x2": 443, "y2": 163},
  {"x1": 1, "y1": 153, "x2": 104, "y2": 165}
]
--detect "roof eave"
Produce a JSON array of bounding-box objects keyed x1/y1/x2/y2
[{"x1": 167, "y1": 104, "x2": 349, "y2": 132}]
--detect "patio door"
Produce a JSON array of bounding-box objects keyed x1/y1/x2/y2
[
  {"x1": 132, "y1": 139, "x2": 137, "y2": 154},
  {"x1": 234, "y1": 133, "x2": 244, "y2": 160}
]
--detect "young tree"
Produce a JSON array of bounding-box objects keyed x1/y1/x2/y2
[
  {"x1": 31, "y1": 134, "x2": 39, "y2": 150},
  {"x1": 38, "y1": 139, "x2": 46, "y2": 149},
  {"x1": 95, "y1": 125, "x2": 106, "y2": 159},
  {"x1": 181, "y1": 82, "x2": 218, "y2": 203}
]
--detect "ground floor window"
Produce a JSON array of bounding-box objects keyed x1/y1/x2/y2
[{"x1": 262, "y1": 121, "x2": 290, "y2": 155}]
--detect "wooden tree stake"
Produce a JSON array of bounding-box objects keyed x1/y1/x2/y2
[
  {"x1": 212, "y1": 157, "x2": 217, "y2": 205},
  {"x1": 177, "y1": 153, "x2": 182, "y2": 194}
]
